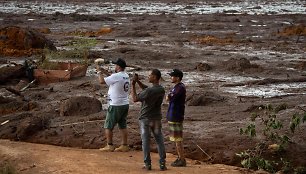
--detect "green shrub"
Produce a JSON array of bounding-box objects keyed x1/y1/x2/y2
[{"x1": 237, "y1": 104, "x2": 306, "y2": 173}]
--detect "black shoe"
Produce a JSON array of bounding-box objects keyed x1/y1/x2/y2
[
  {"x1": 143, "y1": 163, "x2": 151, "y2": 170},
  {"x1": 159, "y1": 163, "x2": 167, "y2": 171},
  {"x1": 171, "y1": 158, "x2": 180, "y2": 166},
  {"x1": 171, "y1": 159, "x2": 186, "y2": 167}
]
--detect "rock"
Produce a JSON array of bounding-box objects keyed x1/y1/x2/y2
[
  {"x1": 16, "y1": 115, "x2": 50, "y2": 140},
  {"x1": 296, "y1": 61, "x2": 306, "y2": 70},
  {"x1": 60, "y1": 96, "x2": 102, "y2": 116},
  {"x1": 186, "y1": 92, "x2": 226, "y2": 106},
  {"x1": 0, "y1": 26, "x2": 56, "y2": 56},
  {"x1": 224, "y1": 58, "x2": 258, "y2": 72},
  {"x1": 196, "y1": 62, "x2": 212, "y2": 71},
  {"x1": 0, "y1": 96, "x2": 37, "y2": 115},
  {"x1": 0, "y1": 64, "x2": 25, "y2": 84},
  {"x1": 38, "y1": 28, "x2": 51, "y2": 34}
]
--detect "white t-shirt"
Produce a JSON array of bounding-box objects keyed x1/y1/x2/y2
[{"x1": 104, "y1": 71, "x2": 130, "y2": 106}]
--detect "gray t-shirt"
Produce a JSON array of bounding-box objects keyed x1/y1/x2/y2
[{"x1": 138, "y1": 84, "x2": 165, "y2": 120}]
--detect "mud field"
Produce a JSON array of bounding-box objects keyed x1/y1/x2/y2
[{"x1": 0, "y1": 0, "x2": 306, "y2": 172}]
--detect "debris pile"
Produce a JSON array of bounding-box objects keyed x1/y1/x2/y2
[
  {"x1": 224, "y1": 58, "x2": 259, "y2": 72},
  {"x1": 195, "y1": 35, "x2": 234, "y2": 45},
  {"x1": 68, "y1": 28, "x2": 112, "y2": 37},
  {"x1": 278, "y1": 24, "x2": 306, "y2": 36},
  {"x1": 0, "y1": 26, "x2": 56, "y2": 57}
]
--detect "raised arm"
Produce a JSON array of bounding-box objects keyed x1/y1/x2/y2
[
  {"x1": 131, "y1": 80, "x2": 138, "y2": 102},
  {"x1": 131, "y1": 73, "x2": 148, "y2": 102},
  {"x1": 134, "y1": 73, "x2": 148, "y2": 89},
  {"x1": 96, "y1": 65, "x2": 110, "y2": 84}
]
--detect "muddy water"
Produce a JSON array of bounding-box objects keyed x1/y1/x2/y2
[
  {"x1": 85, "y1": 61, "x2": 306, "y2": 98},
  {"x1": 0, "y1": 0, "x2": 305, "y2": 15},
  {"x1": 1, "y1": 0, "x2": 305, "y2": 98}
]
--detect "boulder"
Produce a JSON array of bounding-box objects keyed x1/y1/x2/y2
[
  {"x1": 0, "y1": 26, "x2": 56, "y2": 56},
  {"x1": 186, "y1": 92, "x2": 226, "y2": 106},
  {"x1": 224, "y1": 58, "x2": 258, "y2": 72},
  {"x1": 60, "y1": 96, "x2": 102, "y2": 116},
  {"x1": 196, "y1": 62, "x2": 212, "y2": 71}
]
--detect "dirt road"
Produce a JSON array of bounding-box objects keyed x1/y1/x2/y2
[{"x1": 0, "y1": 140, "x2": 254, "y2": 174}]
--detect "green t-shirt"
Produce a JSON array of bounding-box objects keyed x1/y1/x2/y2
[{"x1": 138, "y1": 84, "x2": 165, "y2": 120}]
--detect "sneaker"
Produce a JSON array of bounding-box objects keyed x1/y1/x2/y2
[
  {"x1": 171, "y1": 159, "x2": 186, "y2": 167},
  {"x1": 159, "y1": 163, "x2": 167, "y2": 171},
  {"x1": 143, "y1": 164, "x2": 151, "y2": 171},
  {"x1": 171, "y1": 158, "x2": 180, "y2": 166},
  {"x1": 99, "y1": 145, "x2": 115, "y2": 152},
  {"x1": 114, "y1": 145, "x2": 129, "y2": 152}
]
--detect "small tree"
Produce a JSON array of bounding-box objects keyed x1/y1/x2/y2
[{"x1": 237, "y1": 104, "x2": 306, "y2": 173}]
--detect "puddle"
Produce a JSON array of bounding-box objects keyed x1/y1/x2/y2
[
  {"x1": 182, "y1": 72, "x2": 260, "y2": 85},
  {"x1": 161, "y1": 70, "x2": 306, "y2": 98},
  {"x1": 183, "y1": 43, "x2": 304, "y2": 66},
  {"x1": 251, "y1": 25, "x2": 267, "y2": 27},
  {"x1": 0, "y1": 1, "x2": 305, "y2": 15},
  {"x1": 251, "y1": 36, "x2": 263, "y2": 38},
  {"x1": 183, "y1": 71, "x2": 306, "y2": 98},
  {"x1": 227, "y1": 48, "x2": 306, "y2": 64},
  {"x1": 223, "y1": 82, "x2": 306, "y2": 98},
  {"x1": 185, "y1": 71, "x2": 306, "y2": 98}
]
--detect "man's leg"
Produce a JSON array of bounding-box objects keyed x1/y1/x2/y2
[
  {"x1": 170, "y1": 122, "x2": 186, "y2": 167},
  {"x1": 100, "y1": 106, "x2": 115, "y2": 152},
  {"x1": 119, "y1": 128, "x2": 127, "y2": 145},
  {"x1": 152, "y1": 120, "x2": 167, "y2": 170},
  {"x1": 118, "y1": 105, "x2": 129, "y2": 145},
  {"x1": 99, "y1": 128, "x2": 115, "y2": 152},
  {"x1": 176, "y1": 141, "x2": 185, "y2": 160},
  {"x1": 139, "y1": 119, "x2": 151, "y2": 169},
  {"x1": 114, "y1": 105, "x2": 129, "y2": 152},
  {"x1": 105, "y1": 128, "x2": 113, "y2": 145},
  {"x1": 114, "y1": 128, "x2": 129, "y2": 152},
  {"x1": 172, "y1": 141, "x2": 186, "y2": 167}
]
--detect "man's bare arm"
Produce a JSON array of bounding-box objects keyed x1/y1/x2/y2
[
  {"x1": 133, "y1": 73, "x2": 148, "y2": 89},
  {"x1": 131, "y1": 82, "x2": 139, "y2": 102},
  {"x1": 96, "y1": 66, "x2": 110, "y2": 84}
]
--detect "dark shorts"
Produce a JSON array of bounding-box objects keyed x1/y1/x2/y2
[
  {"x1": 168, "y1": 121, "x2": 183, "y2": 142},
  {"x1": 104, "y1": 104, "x2": 129, "y2": 129}
]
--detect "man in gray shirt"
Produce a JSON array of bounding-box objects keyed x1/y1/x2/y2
[{"x1": 131, "y1": 69, "x2": 167, "y2": 171}]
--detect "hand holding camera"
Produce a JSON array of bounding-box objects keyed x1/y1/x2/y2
[{"x1": 132, "y1": 73, "x2": 139, "y2": 85}]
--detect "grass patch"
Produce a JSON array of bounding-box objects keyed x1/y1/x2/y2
[
  {"x1": 66, "y1": 38, "x2": 97, "y2": 50},
  {"x1": 38, "y1": 38, "x2": 97, "y2": 69}
]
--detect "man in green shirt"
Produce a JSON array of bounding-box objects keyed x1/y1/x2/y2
[{"x1": 131, "y1": 69, "x2": 167, "y2": 171}]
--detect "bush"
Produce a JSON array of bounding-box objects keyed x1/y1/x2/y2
[{"x1": 237, "y1": 104, "x2": 306, "y2": 173}]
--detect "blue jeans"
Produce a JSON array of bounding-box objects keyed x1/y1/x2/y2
[{"x1": 139, "y1": 119, "x2": 166, "y2": 165}]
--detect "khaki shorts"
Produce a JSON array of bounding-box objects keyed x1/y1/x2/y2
[
  {"x1": 104, "y1": 104, "x2": 129, "y2": 129},
  {"x1": 168, "y1": 121, "x2": 183, "y2": 142}
]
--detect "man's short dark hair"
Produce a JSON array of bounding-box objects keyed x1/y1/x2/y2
[
  {"x1": 151, "y1": 69, "x2": 161, "y2": 80},
  {"x1": 169, "y1": 69, "x2": 183, "y2": 80},
  {"x1": 113, "y1": 58, "x2": 126, "y2": 69}
]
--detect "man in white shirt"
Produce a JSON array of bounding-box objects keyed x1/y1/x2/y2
[{"x1": 97, "y1": 58, "x2": 130, "y2": 152}]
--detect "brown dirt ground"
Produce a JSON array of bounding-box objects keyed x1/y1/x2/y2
[
  {"x1": 0, "y1": 139, "x2": 257, "y2": 174},
  {"x1": 1, "y1": 0, "x2": 306, "y2": 173}
]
